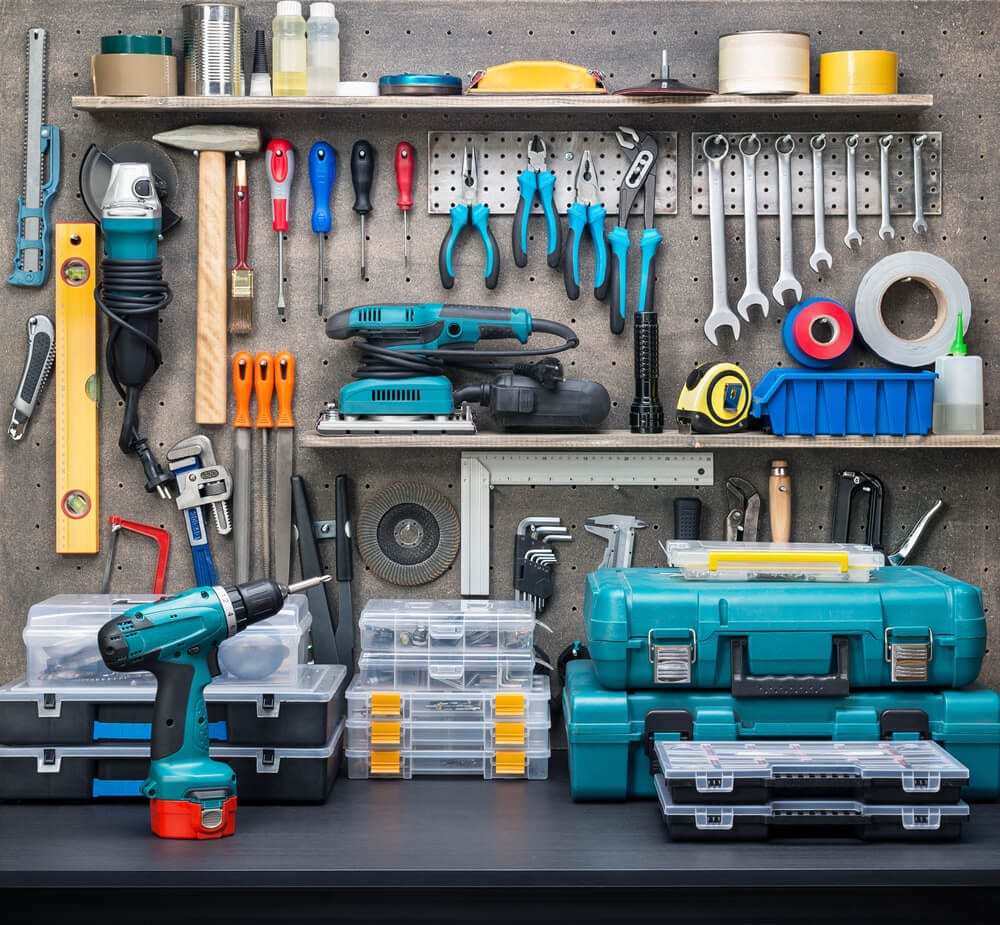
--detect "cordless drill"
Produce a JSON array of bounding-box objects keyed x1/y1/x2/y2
[{"x1": 98, "y1": 576, "x2": 329, "y2": 839}]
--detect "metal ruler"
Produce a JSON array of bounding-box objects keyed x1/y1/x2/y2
[
  {"x1": 55, "y1": 223, "x2": 100, "y2": 555},
  {"x1": 8, "y1": 28, "x2": 60, "y2": 287}
]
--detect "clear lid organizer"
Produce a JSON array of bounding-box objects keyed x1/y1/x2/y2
[
  {"x1": 356, "y1": 651, "x2": 537, "y2": 691},
  {"x1": 345, "y1": 742, "x2": 551, "y2": 780}
]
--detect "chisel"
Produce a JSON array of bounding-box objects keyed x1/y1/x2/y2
[
  {"x1": 231, "y1": 351, "x2": 254, "y2": 583},
  {"x1": 273, "y1": 351, "x2": 296, "y2": 585}
]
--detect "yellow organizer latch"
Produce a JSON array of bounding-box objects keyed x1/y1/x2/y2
[
  {"x1": 370, "y1": 721, "x2": 401, "y2": 745},
  {"x1": 495, "y1": 751, "x2": 527, "y2": 776},
  {"x1": 371, "y1": 692, "x2": 402, "y2": 716},
  {"x1": 495, "y1": 693, "x2": 526, "y2": 717},
  {"x1": 370, "y1": 750, "x2": 402, "y2": 775},
  {"x1": 494, "y1": 722, "x2": 525, "y2": 746}
]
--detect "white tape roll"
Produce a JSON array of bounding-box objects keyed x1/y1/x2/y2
[
  {"x1": 718, "y1": 31, "x2": 811, "y2": 94},
  {"x1": 337, "y1": 81, "x2": 380, "y2": 96},
  {"x1": 853, "y1": 252, "x2": 971, "y2": 367}
]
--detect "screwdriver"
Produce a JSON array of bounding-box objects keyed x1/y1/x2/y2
[
  {"x1": 309, "y1": 141, "x2": 336, "y2": 317},
  {"x1": 351, "y1": 139, "x2": 375, "y2": 279},
  {"x1": 266, "y1": 138, "x2": 295, "y2": 316},
  {"x1": 394, "y1": 141, "x2": 414, "y2": 268}
]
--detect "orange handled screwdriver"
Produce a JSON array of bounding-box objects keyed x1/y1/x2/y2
[
  {"x1": 254, "y1": 352, "x2": 275, "y2": 577},
  {"x1": 273, "y1": 352, "x2": 296, "y2": 584},
  {"x1": 395, "y1": 142, "x2": 415, "y2": 268},
  {"x1": 232, "y1": 352, "x2": 254, "y2": 582}
]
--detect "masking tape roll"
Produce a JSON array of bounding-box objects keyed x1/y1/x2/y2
[
  {"x1": 783, "y1": 298, "x2": 855, "y2": 368},
  {"x1": 91, "y1": 54, "x2": 178, "y2": 96},
  {"x1": 718, "y1": 31, "x2": 811, "y2": 94},
  {"x1": 854, "y1": 252, "x2": 971, "y2": 367},
  {"x1": 820, "y1": 50, "x2": 898, "y2": 94},
  {"x1": 337, "y1": 81, "x2": 380, "y2": 96}
]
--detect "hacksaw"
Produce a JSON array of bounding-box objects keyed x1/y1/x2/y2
[{"x1": 55, "y1": 223, "x2": 100, "y2": 554}]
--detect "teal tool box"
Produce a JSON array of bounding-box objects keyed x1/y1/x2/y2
[
  {"x1": 583, "y1": 566, "x2": 986, "y2": 691},
  {"x1": 562, "y1": 659, "x2": 1000, "y2": 801}
]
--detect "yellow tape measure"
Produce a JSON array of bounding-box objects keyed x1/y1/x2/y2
[
  {"x1": 55, "y1": 223, "x2": 99, "y2": 554},
  {"x1": 676, "y1": 362, "x2": 753, "y2": 434}
]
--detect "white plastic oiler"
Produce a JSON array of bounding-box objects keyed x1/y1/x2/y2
[
  {"x1": 272, "y1": 0, "x2": 308, "y2": 96},
  {"x1": 932, "y1": 312, "x2": 984, "y2": 435},
  {"x1": 306, "y1": 2, "x2": 340, "y2": 96}
]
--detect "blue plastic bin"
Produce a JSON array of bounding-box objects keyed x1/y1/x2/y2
[{"x1": 750, "y1": 368, "x2": 936, "y2": 436}]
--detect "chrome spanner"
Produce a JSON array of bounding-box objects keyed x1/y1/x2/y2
[
  {"x1": 844, "y1": 134, "x2": 862, "y2": 249},
  {"x1": 772, "y1": 134, "x2": 802, "y2": 306},
  {"x1": 702, "y1": 134, "x2": 741, "y2": 344},
  {"x1": 808, "y1": 134, "x2": 832, "y2": 272},
  {"x1": 878, "y1": 134, "x2": 895, "y2": 240},
  {"x1": 912, "y1": 134, "x2": 928, "y2": 234},
  {"x1": 736, "y1": 134, "x2": 769, "y2": 321}
]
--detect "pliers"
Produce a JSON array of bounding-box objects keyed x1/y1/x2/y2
[
  {"x1": 724, "y1": 476, "x2": 761, "y2": 542},
  {"x1": 439, "y1": 145, "x2": 500, "y2": 290},
  {"x1": 563, "y1": 150, "x2": 609, "y2": 301},
  {"x1": 512, "y1": 135, "x2": 562, "y2": 269},
  {"x1": 607, "y1": 126, "x2": 661, "y2": 334}
]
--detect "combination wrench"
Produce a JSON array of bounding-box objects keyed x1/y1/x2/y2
[
  {"x1": 772, "y1": 134, "x2": 802, "y2": 307},
  {"x1": 878, "y1": 134, "x2": 895, "y2": 240},
  {"x1": 808, "y1": 134, "x2": 832, "y2": 272},
  {"x1": 736, "y1": 133, "x2": 769, "y2": 320},
  {"x1": 912, "y1": 134, "x2": 928, "y2": 234},
  {"x1": 702, "y1": 134, "x2": 741, "y2": 345},
  {"x1": 844, "y1": 134, "x2": 862, "y2": 249}
]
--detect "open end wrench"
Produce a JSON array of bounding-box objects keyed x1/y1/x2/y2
[
  {"x1": 878, "y1": 134, "x2": 895, "y2": 240},
  {"x1": 809, "y1": 134, "x2": 832, "y2": 273},
  {"x1": 736, "y1": 133, "x2": 769, "y2": 321},
  {"x1": 702, "y1": 134, "x2": 741, "y2": 345},
  {"x1": 772, "y1": 134, "x2": 802, "y2": 307},
  {"x1": 844, "y1": 134, "x2": 862, "y2": 249},
  {"x1": 912, "y1": 134, "x2": 928, "y2": 234}
]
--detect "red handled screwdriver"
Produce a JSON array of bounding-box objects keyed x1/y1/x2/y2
[
  {"x1": 266, "y1": 138, "x2": 295, "y2": 316},
  {"x1": 395, "y1": 142, "x2": 414, "y2": 268}
]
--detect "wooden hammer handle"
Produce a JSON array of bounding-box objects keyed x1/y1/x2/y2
[{"x1": 196, "y1": 150, "x2": 228, "y2": 424}]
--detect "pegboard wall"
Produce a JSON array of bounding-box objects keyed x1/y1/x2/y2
[{"x1": 1, "y1": 2, "x2": 999, "y2": 721}]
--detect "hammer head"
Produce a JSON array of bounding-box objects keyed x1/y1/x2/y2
[{"x1": 153, "y1": 125, "x2": 262, "y2": 155}]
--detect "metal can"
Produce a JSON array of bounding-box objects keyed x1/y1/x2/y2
[{"x1": 182, "y1": 2, "x2": 245, "y2": 96}]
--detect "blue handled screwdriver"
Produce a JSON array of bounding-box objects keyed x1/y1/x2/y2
[{"x1": 309, "y1": 141, "x2": 336, "y2": 316}]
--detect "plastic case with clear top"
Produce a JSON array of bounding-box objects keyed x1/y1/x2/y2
[
  {"x1": 653, "y1": 739, "x2": 971, "y2": 805},
  {"x1": 359, "y1": 598, "x2": 536, "y2": 655},
  {"x1": 345, "y1": 741, "x2": 551, "y2": 779},
  {"x1": 23, "y1": 593, "x2": 312, "y2": 687},
  {"x1": 662, "y1": 540, "x2": 885, "y2": 582},
  {"x1": 356, "y1": 651, "x2": 537, "y2": 691}
]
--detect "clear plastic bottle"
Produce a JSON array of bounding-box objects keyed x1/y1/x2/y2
[
  {"x1": 932, "y1": 313, "x2": 984, "y2": 435},
  {"x1": 306, "y1": 2, "x2": 340, "y2": 96},
  {"x1": 272, "y1": 0, "x2": 307, "y2": 96}
]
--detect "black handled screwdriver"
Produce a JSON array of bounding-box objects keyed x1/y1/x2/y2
[{"x1": 351, "y1": 140, "x2": 375, "y2": 279}]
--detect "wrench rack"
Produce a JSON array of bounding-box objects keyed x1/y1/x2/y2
[
  {"x1": 690, "y1": 132, "x2": 942, "y2": 217},
  {"x1": 428, "y1": 131, "x2": 678, "y2": 215}
]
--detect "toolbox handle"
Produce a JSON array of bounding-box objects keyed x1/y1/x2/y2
[
  {"x1": 708, "y1": 550, "x2": 849, "y2": 573},
  {"x1": 730, "y1": 636, "x2": 850, "y2": 697},
  {"x1": 643, "y1": 709, "x2": 694, "y2": 775}
]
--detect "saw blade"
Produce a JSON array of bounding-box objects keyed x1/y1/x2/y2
[
  {"x1": 357, "y1": 482, "x2": 460, "y2": 586},
  {"x1": 22, "y1": 28, "x2": 47, "y2": 274}
]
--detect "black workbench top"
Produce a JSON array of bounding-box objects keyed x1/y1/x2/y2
[{"x1": 2, "y1": 751, "x2": 999, "y2": 924}]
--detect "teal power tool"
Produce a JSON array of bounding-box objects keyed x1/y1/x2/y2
[
  {"x1": 513, "y1": 135, "x2": 562, "y2": 269},
  {"x1": 97, "y1": 576, "x2": 330, "y2": 839},
  {"x1": 439, "y1": 145, "x2": 499, "y2": 290},
  {"x1": 563, "y1": 149, "x2": 609, "y2": 302},
  {"x1": 318, "y1": 303, "x2": 586, "y2": 433}
]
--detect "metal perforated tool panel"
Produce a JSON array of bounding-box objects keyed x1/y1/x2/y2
[
  {"x1": 428, "y1": 132, "x2": 678, "y2": 214},
  {"x1": 0, "y1": 1, "x2": 998, "y2": 712},
  {"x1": 690, "y1": 132, "x2": 943, "y2": 216}
]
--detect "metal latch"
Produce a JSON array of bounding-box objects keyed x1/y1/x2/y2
[
  {"x1": 648, "y1": 629, "x2": 697, "y2": 684},
  {"x1": 885, "y1": 628, "x2": 933, "y2": 682}
]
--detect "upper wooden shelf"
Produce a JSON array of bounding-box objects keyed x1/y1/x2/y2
[
  {"x1": 299, "y1": 428, "x2": 999, "y2": 450},
  {"x1": 71, "y1": 93, "x2": 934, "y2": 115}
]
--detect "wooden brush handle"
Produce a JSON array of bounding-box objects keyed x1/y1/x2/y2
[
  {"x1": 196, "y1": 150, "x2": 228, "y2": 424},
  {"x1": 769, "y1": 459, "x2": 792, "y2": 543}
]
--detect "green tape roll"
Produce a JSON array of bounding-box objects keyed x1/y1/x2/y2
[{"x1": 100, "y1": 35, "x2": 173, "y2": 56}]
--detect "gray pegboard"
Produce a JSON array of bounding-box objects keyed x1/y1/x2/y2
[
  {"x1": 428, "y1": 131, "x2": 678, "y2": 215},
  {"x1": 690, "y1": 132, "x2": 943, "y2": 216}
]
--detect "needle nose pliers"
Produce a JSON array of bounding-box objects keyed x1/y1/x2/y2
[
  {"x1": 439, "y1": 145, "x2": 500, "y2": 290},
  {"x1": 512, "y1": 135, "x2": 562, "y2": 269},
  {"x1": 563, "y1": 150, "x2": 608, "y2": 301}
]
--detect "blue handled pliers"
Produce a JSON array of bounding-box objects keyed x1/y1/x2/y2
[
  {"x1": 512, "y1": 135, "x2": 563, "y2": 269},
  {"x1": 563, "y1": 150, "x2": 609, "y2": 301},
  {"x1": 439, "y1": 146, "x2": 500, "y2": 290}
]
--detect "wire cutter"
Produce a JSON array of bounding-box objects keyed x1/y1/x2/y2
[
  {"x1": 439, "y1": 145, "x2": 500, "y2": 290},
  {"x1": 607, "y1": 127, "x2": 661, "y2": 334},
  {"x1": 563, "y1": 150, "x2": 609, "y2": 301},
  {"x1": 512, "y1": 135, "x2": 562, "y2": 269}
]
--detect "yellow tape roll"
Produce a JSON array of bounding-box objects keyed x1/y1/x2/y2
[{"x1": 819, "y1": 50, "x2": 898, "y2": 94}]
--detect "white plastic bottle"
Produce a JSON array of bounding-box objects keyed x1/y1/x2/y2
[
  {"x1": 932, "y1": 313, "x2": 984, "y2": 435},
  {"x1": 306, "y1": 2, "x2": 340, "y2": 96},
  {"x1": 272, "y1": 0, "x2": 308, "y2": 96}
]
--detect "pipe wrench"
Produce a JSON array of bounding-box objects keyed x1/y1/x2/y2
[
  {"x1": 724, "y1": 477, "x2": 760, "y2": 542},
  {"x1": 167, "y1": 435, "x2": 233, "y2": 586},
  {"x1": 585, "y1": 514, "x2": 648, "y2": 568}
]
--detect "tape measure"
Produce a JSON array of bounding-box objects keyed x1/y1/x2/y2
[
  {"x1": 55, "y1": 222, "x2": 99, "y2": 554},
  {"x1": 676, "y1": 362, "x2": 753, "y2": 434}
]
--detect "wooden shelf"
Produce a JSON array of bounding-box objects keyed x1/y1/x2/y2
[
  {"x1": 299, "y1": 428, "x2": 1000, "y2": 450},
  {"x1": 71, "y1": 93, "x2": 933, "y2": 115}
]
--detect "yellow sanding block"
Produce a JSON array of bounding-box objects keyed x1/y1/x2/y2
[{"x1": 466, "y1": 61, "x2": 608, "y2": 93}]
